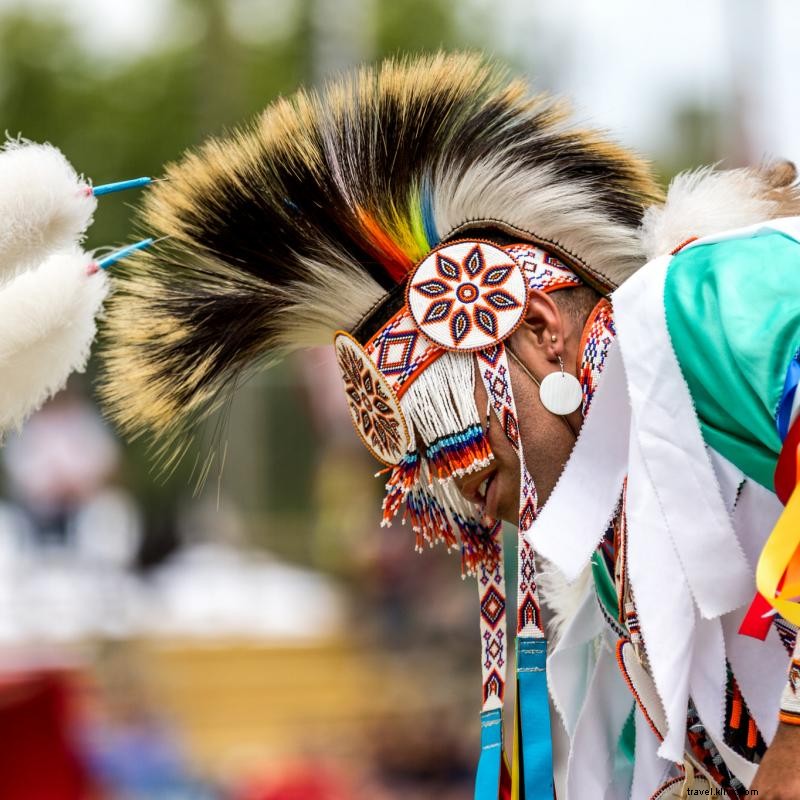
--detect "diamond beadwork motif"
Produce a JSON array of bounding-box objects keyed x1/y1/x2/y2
[{"x1": 481, "y1": 585, "x2": 505, "y2": 628}]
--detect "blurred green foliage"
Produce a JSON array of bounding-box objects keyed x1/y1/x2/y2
[{"x1": 0, "y1": 3, "x2": 311, "y2": 249}]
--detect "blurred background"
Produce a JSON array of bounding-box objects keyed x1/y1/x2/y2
[{"x1": 0, "y1": 1, "x2": 797, "y2": 798}]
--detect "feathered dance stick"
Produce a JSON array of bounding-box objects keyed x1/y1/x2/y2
[{"x1": 0, "y1": 136, "x2": 155, "y2": 434}]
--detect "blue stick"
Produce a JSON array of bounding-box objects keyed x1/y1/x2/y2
[
  {"x1": 97, "y1": 238, "x2": 155, "y2": 270},
  {"x1": 92, "y1": 177, "x2": 153, "y2": 196}
]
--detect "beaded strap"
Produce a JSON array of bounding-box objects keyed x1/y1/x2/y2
[
  {"x1": 477, "y1": 341, "x2": 553, "y2": 799},
  {"x1": 780, "y1": 639, "x2": 800, "y2": 725}
]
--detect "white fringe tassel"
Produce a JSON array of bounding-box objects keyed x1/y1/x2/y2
[{"x1": 400, "y1": 350, "x2": 492, "y2": 479}]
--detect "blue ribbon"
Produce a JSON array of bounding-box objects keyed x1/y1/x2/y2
[
  {"x1": 777, "y1": 352, "x2": 800, "y2": 441},
  {"x1": 97, "y1": 238, "x2": 155, "y2": 270},
  {"x1": 517, "y1": 637, "x2": 553, "y2": 799},
  {"x1": 475, "y1": 708, "x2": 503, "y2": 800},
  {"x1": 92, "y1": 177, "x2": 153, "y2": 196}
]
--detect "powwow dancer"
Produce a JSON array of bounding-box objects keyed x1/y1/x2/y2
[{"x1": 99, "y1": 54, "x2": 800, "y2": 799}]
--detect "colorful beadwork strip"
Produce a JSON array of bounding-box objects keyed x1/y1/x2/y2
[
  {"x1": 505, "y1": 243, "x2": 583, "y2": 294},
  {"x1": 478, "y1": 557, "x2": 508, "y2": 712},
  {"x1": 780, "y1": 656, "x2": 800, "y2": 725},
  {"x1": 364, "y1": 306, "x2": 444, "y2": 398},
  {"x1": 424, "y1": 423, "x2": 494, "y2": 482},
  {"x1": 476, "y1": 342, "x2": 538, "y2": 534},
  {"x1": 578, "y1": 298, "x2": 616, "y2": 414}
]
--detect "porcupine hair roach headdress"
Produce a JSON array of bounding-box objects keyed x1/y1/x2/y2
[{"x1": 100, "y1": 52, "x2": 661, "y2": 573}]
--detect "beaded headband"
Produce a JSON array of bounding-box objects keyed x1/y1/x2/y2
[{"x1": 333, "y1": 239, "x2": 582, "y2": 575}]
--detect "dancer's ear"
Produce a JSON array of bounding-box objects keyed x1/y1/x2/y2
[{"x1": 508, "y1": 289, "x2": 565, "y2": 375}]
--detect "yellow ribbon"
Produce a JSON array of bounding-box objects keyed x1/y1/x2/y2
[
  {"x1": 511, "y1": 679, "x2": 520, "y2": 799},
  {"x1": 756, "y1": 482, "x2": 800, "y2": 626}
]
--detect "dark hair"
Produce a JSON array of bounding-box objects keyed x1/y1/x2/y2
[{"x1": 551, "y1": 284, "x2": 603, "y2": 324}]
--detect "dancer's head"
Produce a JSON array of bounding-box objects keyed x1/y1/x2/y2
[{"x1": 101, "y1": 52, "x2": 659, "y2": 572}]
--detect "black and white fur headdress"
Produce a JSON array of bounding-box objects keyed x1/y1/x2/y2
[{"x1": 100, "y1": 52, "x2": 662, "y2": 449}]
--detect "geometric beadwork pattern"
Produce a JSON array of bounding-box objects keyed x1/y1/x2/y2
[
  {"x1": 483, "y1": 669, "x2": 505, "y2": 706},
  {"x1": 334, "y1": 332, "x2": 410, "y2": 465},
  {"x1": 358, "y1": 242, "x2": 580, "y2": 403},
  {"x1": 505, "y1": 243, "x2": 583, "y2": 294},
  {"x1": 476, "y1": 342, "x2": 538, "y2": 534},
  {"x1": 517, "y1": 539, "x2": 542, "y2": 637},
  {"x1": 376, "y1": 330, "x2": 418, "y2": 374},
  {"x1": 481, "y1": 585, "x2": 505, "y2": 629},
  {"x1": 781, "y1": 657, "x2": 800, "y2": 724},
  {"x1": 364, "y1": 307, "x2": 443, "y2": 399},
  {"x1": 478, "y1": 558, "x2": 507, "y2": 712},
  {"x1": 578, "y1": 298, "x2": 616, "y2": 415},
  {"x1": 407, "y1": 241, "x2": 528, "y2": 351},
  {"x1": 476, "y1": 341, "x2": 546, "y2": 644}
]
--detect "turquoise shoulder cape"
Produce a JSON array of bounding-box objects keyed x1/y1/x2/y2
[{"x1": 664, "y1": 229, "x2": 800, "y2": 489}]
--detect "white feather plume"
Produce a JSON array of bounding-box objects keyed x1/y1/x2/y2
[
  {"x1": 639, "y1": 166, "x2": 778, "y2": 260},
  {"x1": 435, "y1": 157, "x2": 647, "y2": 287},
  {"x1": 0, "y1": 249, "x2": 108, "y2": 433},
  {"x1": 537, "y1": 557, "x2": 593, "y2": 645},
  {"x1": 0, "y1": 139, "x2": 97, "y2": 281}
]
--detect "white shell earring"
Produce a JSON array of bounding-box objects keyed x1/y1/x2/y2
[{"x1": 539, "y1": 355, "x2": 583, "y2": 415}]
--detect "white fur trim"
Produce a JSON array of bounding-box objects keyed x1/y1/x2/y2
[
  {"x1": 537, "y1": 557, "x2": 592, "y2": 646},
  {"x1": 0, "y1": 139, "x2": 96, "y2": 281},
  {"x1": 0, "y1": 249, "x2": 107, "y2": 432},
  {"x1": 640, "y1": 167, "x2": 777, "y2": 260}
]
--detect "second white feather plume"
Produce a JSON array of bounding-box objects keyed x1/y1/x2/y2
[{"x1": 0, "y1": 249, "x2": 108, "y2": 434}]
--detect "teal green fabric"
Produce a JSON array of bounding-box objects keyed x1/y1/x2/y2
[
  {"x1": 664, "y1": 231, "x2": 800, "y2": 489},
  {"x1": 591, "y1": 551, "x2": 618, "y2": 621},
  {"x1": 618, "y1": 706, "x2": 636, "y2": 765}
]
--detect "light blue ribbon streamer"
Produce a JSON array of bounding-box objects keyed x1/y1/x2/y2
[
  {"x1": 97, "y1": 238, "x2": 155, "y2": 270},
  {"x1": 475, "y1": 708, "x2": 503, "y2": 800},
  {"x1": 92, "y1": 177, "x2": 153, "y2": 196},
  {"x1": 517, "y1": 637, "x2": 553, "y2": 799}
]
